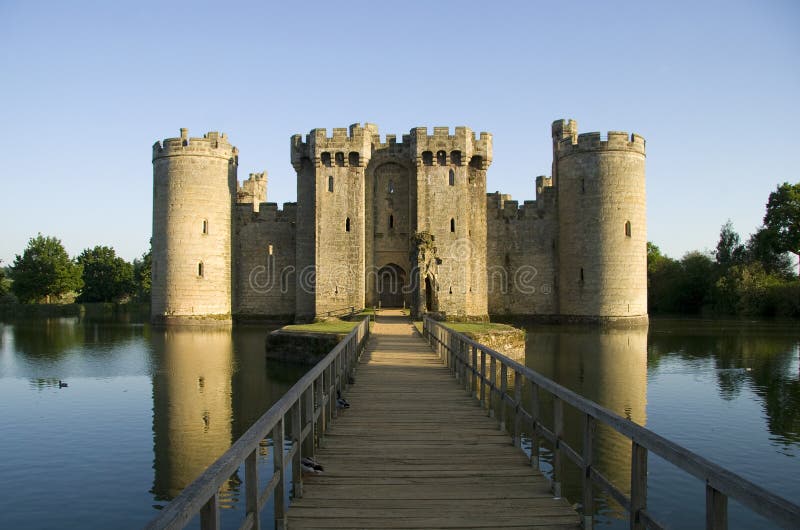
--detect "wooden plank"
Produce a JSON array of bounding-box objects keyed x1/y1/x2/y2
[{"x1": 287, "y1": 311, "x2": 579, "y2": 530}]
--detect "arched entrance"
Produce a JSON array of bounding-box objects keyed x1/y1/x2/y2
[
  {"x1": 425, "y1": 275, "x2": 437, "y2": 311},
  {"x1": 377, "y1": 263, "x2": 406, "y2": 308}
]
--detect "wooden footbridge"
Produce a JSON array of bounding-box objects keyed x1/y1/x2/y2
[
  {"x1": 146, "y1": 310, "x2": 800, "y2": 530},
  {"x1": 286, "y1": 311, "x2": 578, "y2": 529}
]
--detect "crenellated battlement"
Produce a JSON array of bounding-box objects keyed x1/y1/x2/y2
[
  {"x1": 291, "y1": 123, "x2": 493, "y2": 170},
  {"x1": 409, "y1": 126, "x2": 492, "y2": 168},
  {"x1": 236, "y1": 201, "x2": 297, "y2": 224},
  {"x1": 153, "y1": 128, "x2": 238, "y2": 162},
  {"x1": 237, "y1": 172, "x2": 268, "y2": 211},
  {"x1": 555, "y1": 126, "x2": 645, "y2": 158},
  {"x1": 291, "y1": 122, "x2": 377, "y2": 170},
  {"x1": 486, "y1": 187, "x2": 555, "y2": 221}
]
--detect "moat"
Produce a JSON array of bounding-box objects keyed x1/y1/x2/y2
[{"x1": 0, "y1": 315, "x2": 797, "y2": 529}]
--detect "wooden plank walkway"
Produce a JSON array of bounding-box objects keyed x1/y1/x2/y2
[{"x1": 287, "y1": 310, "x2": 580, "y2": 529}]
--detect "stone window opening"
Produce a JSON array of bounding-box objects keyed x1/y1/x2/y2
[
  {"x1": 449, "y1": 169, "x2": 455, "y2": 186},
  {"x1": 422, "y1": 151, "x2": 433, "y2": 166},
  {"x1": 388, "y1": 179, "x2": 394, "y2": 194},
  {"x1": 345, "y1": 217, "x2": 351, "y2": 232},
  {"x1": 335, "y1": 152, "x2": 345, "y2": 167},
  {"x1": 389, "y1": 214, "x2": 394, "y2": 229},
  {"x1": 625, "y1": 220, "x2": 632, "y2": 237},
  {"x1": 450, "y1": 150, "x2": 462, "y2": 166},
  {"x1": 321, "y1": 152, "x2": 332, "y2": 167},
  {"x1": 469, "y1": 155, "x2": 483, "y2": 169},
  {"x1": 580, "y1": 267, "x2": 584, "y2": 283},
  {"x1": 202, "y1": 219, "x2": 208, "y2": 235},
  {"x1": 198, "y1": 262, "x2": 204, "y2": 278},
  {"x1": 268, "y1": 245, "x2": 273, "y2": 256},
  {"x1": 437, "y1": 150, "x2": 447, "y2": 166},
  {"x1": 348, "y1": 152, "x2": 359, "y2": 167},
  {"x1": 581, "y1": 178, "x2": 585, "y2": 194},
  {"x1": 450, "y1": 218, "x2": 455, "y2": 233},
  {"x1": 328, "y1": 175, "x2": 334, "y2": 192}
]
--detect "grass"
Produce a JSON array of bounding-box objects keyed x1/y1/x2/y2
[
  {"x1": 412, "y1": 321, "x2": 518, "y2": 336},
  {"x1": 281, "y1": 319, "x2": 359, "y2": 334},
  {"x1": 442, "y1": 322, "x2": 519, "y2": 334}
]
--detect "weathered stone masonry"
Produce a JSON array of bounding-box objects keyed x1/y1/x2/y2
[{"x1": 151, "y1": 119, "x2": 647, "y2": 324}]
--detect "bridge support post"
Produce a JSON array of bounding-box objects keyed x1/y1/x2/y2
[
  {"x1": 553, "y1": 397, "x2": 563, "y2": 499},
  {"x1": 513, "y1": 371, "x2": 522, "y2": 447},
  {"x1": 530, "y1": 381, "x2": 541, "y2": 469},
  {"x1": 245, "y1": 450, "x2": 260, "y2": 530},
  {"x1": 706, "y1": 484, "x2": 728, "y2": 530},
  {"x1": 499, "y1": 364, "x2": 508, "y2": 431},
  {"x1": 272, "y1": 418, "x2": 287, "y2": 530},
  {"x1": 471, "y1": 346, "x2": 478, "y2": 402},
  {"x1": 488, "y1": 356, "x2": 497, "y2": 418},
  {"x1": 630, "y1": 441, "x2": 648, "y2": 530},
  {"x1": 582, "y1": 415, "x2": 596, "y2": 530},
  {"x1": 291, "y1": 402, "x2": 303, "y2": 499}
]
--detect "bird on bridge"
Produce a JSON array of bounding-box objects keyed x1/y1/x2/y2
[
  {"x1": 336, "y1": 390, "x2": 350, "y2": 409},
  {"x1": 301, "y1": 457, "x2": 324, "y2": 474}
]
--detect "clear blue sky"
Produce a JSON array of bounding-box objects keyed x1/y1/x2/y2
[{"x1": 1, "y1": 0, "x2": 798, "y2": 265}]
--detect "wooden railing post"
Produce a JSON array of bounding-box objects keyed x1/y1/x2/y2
[
  {"x1": 200, "y1": 492, "x2": 219, "y2": 530},
  {"x1": 273, "y1": 418, "x2": 286, "y2": 530},
  {"x1": 290, "y1": 401, "x2": 303, "y2": 499},
  {"x1": 471, "y1": 345, "x2": 478, "y2": 401},
  {"x1": 582, "y1": 414, "x2": 596, "y2": 530},
  {"x1": 463, "y1": 341, "x2": 471, "y2": 396},
  {"x1": 303, "y1": 385, "x2": 315, "y2": 459},
  {"x1": 488, "y1": 355, "x2": 497, "y2": 418},
  {"x1": 480, "y1": 350, "x2": 487, "y2": 410},
  {"x1": 706, "y1": 485, "x2": 728, "y2": 530},
  {"x1": 317, "y1": 374, "x2": 326, "y2": 447},
  {"x1": 630, "y1": 441, "x2": 648, "y2": 530},
  {"x1": 530, "y1": 381, "x2": 540, "y2": 469},
  {"x1": 513, "y1": 370, "x2": 522, "y2": 447},
  {"x1": 329, "y1": 364, "x2": 337, "y2": 420},
  {"x1": 499, "y1": 363, "x2": 508, "y2": 431},
  {"x1": 553, "y1": 396, "x2": 563, "y2": 499},
  {"x1": 245, "y1": 449, "x2": 260, "y2": 530}
]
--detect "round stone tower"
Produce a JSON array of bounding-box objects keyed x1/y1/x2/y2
[
  {"x1": 151, "y1": 128, "x2": 238, "y2": 324},
  {"x1": 553, "y1": 119, "x2": 647, "y2": 323}
]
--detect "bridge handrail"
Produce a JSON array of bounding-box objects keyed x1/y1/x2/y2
[
  {"x1": 423, "y1": 317, "x2": 800, "y2": 530},
  {"x1": 144, "y1": 317, "x2": 370, "y2": 530}
]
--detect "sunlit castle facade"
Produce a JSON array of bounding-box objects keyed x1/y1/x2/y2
[{"x1": 151, "y1": 120, "x2": 647, "y2": 325}]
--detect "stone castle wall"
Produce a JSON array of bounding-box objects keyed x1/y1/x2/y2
[
  {"x1": 554, "y1": 122, "x2": 647, "y2": 320},
  {"x1": 486, "y1": 178, "x2": 559, "y2": 316},
  {"x1": 234, "y1": 201, "x2": 297, "y2": 320},
  {"x1": 151, "y1": 129, "x2": 237, "y2": 322},
  {"x1": 152, "y1": 119, "x2": 647, "y2": 324}
]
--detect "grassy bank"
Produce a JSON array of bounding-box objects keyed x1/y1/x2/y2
[
  {"x1": 281, "y1": 319, "x2": 360, "y2": 334},
  {"x1": 412, "y1": 320, "x2": 518, "y2": 336}
]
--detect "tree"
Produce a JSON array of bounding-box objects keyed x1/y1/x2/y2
[
  {"x1": 133, "y1": 249, "x2": 151, "y2": 302},
  {"x1": 0, "y1": 261, "x2": 8, "y2": 297},
  {"x1": 763, "y1": 181, "x2": 800, "y2": 274},
  {"x1": 746, "y1": 227, "x2": 794, "y2": 278},
  {"x1": 76, "y1": 245, "x2": 135, "y2": 303},
  {"x1": 678, "y1": 251, "x2": 716, "y2": 313},
  {"x1": 9, "y1": 234, "x2": 83, "y2": 303},
  {"x1": 715, "y1": 220, "x2": 745, "y2": 269},
  {"x1": 646, "y1": 242, "x2": 682, "y2": 313}
]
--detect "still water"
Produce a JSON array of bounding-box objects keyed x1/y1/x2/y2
[
  {"x1": 0, "y1": 317, "x2": 305, "y2": 529},
  {"x1": 0, "y1": 316, "x2": 797, "y2": 529},
  {"x1": 521, "y1": 318, "x2": 800, "y2": 529}
]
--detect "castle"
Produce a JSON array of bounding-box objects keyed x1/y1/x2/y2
[{"x1": 151, "y1": 119, "x2": 647, "y2": 324}]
